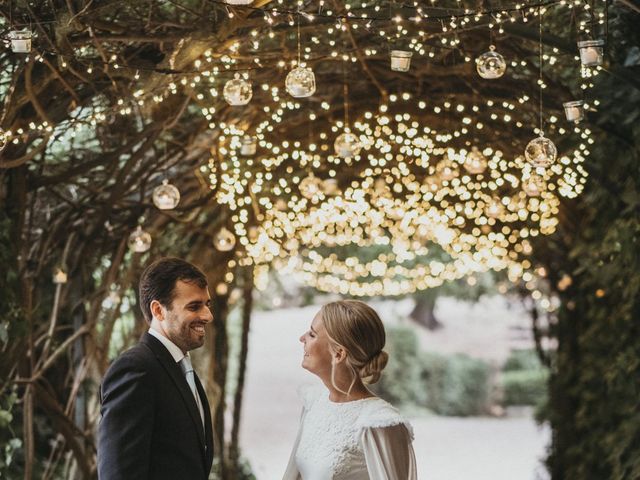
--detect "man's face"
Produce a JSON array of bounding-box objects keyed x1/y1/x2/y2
[{"x1": 155, "y1": 280, "x2": 213, "y2": 353}]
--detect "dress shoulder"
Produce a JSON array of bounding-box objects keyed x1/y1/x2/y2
[
  {"x1": 297, "y1": 384, "x2": 325, "y2": 410},
  {"x1": 356, "y1": 397, "x2": 414, "y2": 439}
]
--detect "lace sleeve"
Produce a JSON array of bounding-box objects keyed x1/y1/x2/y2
[
  {"x1": 282, "y1": 386, "x2": 322, "y2": 480},
  {"x1": 282, "y1": 406, "x2": 305, "y2": 480},
  {"x1": 356, "y1": 399, "x2": 414, "y2": 438},
  {"x1": 361, "y1": 424, "x2": 418, "y2": 480}
]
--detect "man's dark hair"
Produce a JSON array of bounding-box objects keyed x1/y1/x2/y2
[{"x1": 138, "y1": 257, "x2": 208, "y2": 323}]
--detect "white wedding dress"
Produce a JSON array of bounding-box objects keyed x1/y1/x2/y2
[{"x1": 283, "y1": 386, "x2": 418, "y2": 480}]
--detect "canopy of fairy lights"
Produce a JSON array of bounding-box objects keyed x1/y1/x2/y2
[{"x1": 0, "y1": 0, "x2": 606, "y2": 296}]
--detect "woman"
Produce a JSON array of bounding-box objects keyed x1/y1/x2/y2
[{"x1": 283, "y1": 300, "x2": 418, "y2": 479}]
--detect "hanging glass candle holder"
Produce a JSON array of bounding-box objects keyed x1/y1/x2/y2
[
  {"x1": 213, "y1": 227, "x2": 236, "y2": 251},
  {"x1": 225, "y1": 0, "x2": 253, "y2": 4},
  {"x1": 390, "y1": 50, "x2": 413, "y2": 72},
  {"x1": 577, "y1": 39, "x2": 605, "y2": 67},
  {"x1": 240, "y1": 136, "x2": 257, "y2": 156},
  {"x1": 9, "y1": 30, "x2": 33, "y2": 53},
  {"x1": 486, "y1": 198, "x2": 504, "y2": 219},
  {"x1": 128, "y1": 226, "x2": 152, "y2": 253},
  {"x1": 464, "y1": 147, "x2": 488, "y2": 174},
  {"x1": 476, "y1": 46, "x2": 506, "y2": 79},
  {"x1": 322, "y1": 178, "x2": 340, "y2": 196},
  {"x1": 223, "y1": 73, "x2": 252, "y2": 106},
  {"x1": 522, "y1": 174, "x2": 545, "y2": 197},
  {"x1": 334, "y1": 131, "x2": 361, "y2": 159},
  {"x1": 275, "y1": 198, "x2": 288, "y2": 211},
  {"x1": 53, "y1": 267, "x2": 68, "y2": 284},
  {"x1": 299, "y1": 174, "x2": 321, "y2": 199},
  {"x1": 563, "y1": 100, "x2": 585, "y2": 123},
  {"x1": 153, "y1": 179, "x2": 181, "y2": 210},
  {"x1": 285, "y1": 65, "x2": 316, "y2": 98},
  {"x1": 436, "y1": 156, "x2": 459, "y2": 181},
  {"x1": 525, "y1": 134, "x2": 557, "y2": 168}
]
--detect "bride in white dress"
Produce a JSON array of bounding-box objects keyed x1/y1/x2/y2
[{"x1": 283, "y1": 300, "x2": 418, "y2": 479}]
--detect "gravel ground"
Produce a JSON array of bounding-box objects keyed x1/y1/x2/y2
[{"x1": 239, "y1": 300, "x2": 550, "y2": 480}]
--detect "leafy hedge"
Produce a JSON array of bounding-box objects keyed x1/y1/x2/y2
[
  {"x1": 375, "y1": 327, "x2": 492, "y2": 416},
  {"x1": 500, "y1": 349, "x2": 548, "y2": 408},
  {"x1": 501, "y1": 370, "x2": 548, "y2": 407},
  {"x1": 421, "y1": 352, "x2": 492, "y2": 416},
  {"x1": 534, "y1": 8, "x2": 640, "y2": 479}
]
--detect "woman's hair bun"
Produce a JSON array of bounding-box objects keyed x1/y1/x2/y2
[{"x1": 359, "y1": 350, "x2": 389, "y2": 384}]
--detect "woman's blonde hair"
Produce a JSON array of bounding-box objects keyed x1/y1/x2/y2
[{"x1": 320, "y1": 300, "x2": 389, "y2": 396}]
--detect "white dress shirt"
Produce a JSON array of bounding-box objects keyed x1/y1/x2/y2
[{"x1": 148, "y1": 327, "x2": 205, "y2": 426}]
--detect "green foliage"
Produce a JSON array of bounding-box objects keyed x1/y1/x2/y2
[
  {"x1": 501, "y1": 370, "x2": 549, "y2": 407},
  {"x1": 503, "y1": 348, "x2": 545, "y2": 372},
  {"x1": 536, "y1": 7, "x2": 640, "y2": 479},
  {"x1": 421, "y1": 352, "x2": 492, "y2": 416},
  {"x1": 375, "y1": 327, "x2": 493, "y2": 416},
  {"x1": 0, "y1": 387, "x2": 22, "y2": 478},
  {"x1": 0, "y1": 214, "x2": 22, "y2": 348},
  {"x1": 374, "y1": 327, "x2": 425, "y2": 406}
]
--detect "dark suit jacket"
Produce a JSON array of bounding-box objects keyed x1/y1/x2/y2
[{"x1": 98, "y1": 332, "x2": 214, "y2": 480}]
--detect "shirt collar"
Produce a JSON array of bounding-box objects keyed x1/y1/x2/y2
[{"x1": 148, "y1": 326, "x2": 187, "y2": 363}]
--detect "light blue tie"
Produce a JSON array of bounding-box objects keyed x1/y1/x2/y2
[{"x1": 180, "y1": 355, "x2": 205, "y2": 427}]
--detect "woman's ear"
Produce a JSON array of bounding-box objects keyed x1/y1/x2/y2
[
  {"x1": 150, "y1": 300, "x2": 164, "y2": 321},
  {"x1": 333, "y1": 347, "x2": 347, "y2": 364}
]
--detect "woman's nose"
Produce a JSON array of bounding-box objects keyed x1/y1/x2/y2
[{"x1": 299, "y1": 333, "x2": 305, "y2": 343}]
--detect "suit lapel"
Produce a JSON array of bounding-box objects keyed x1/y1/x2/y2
[{"x1": 141, "y1": 333, "x2": 207, "y2": 457}]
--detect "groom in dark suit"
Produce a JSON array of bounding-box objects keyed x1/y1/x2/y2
[{"x1": 98, "y1": 257, "x2": 214, "y2": 480}]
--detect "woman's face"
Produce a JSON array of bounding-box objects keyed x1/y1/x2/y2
[{"x1": 299, "y1": 311, "x2": 334, "y2": 378}]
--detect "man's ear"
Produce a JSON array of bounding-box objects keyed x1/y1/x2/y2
[{"x1": 150, "y1": 300, "x2": 165, "y2": 321}]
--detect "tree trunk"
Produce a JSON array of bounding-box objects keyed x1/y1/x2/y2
[
  {"x1": 209, "y1": 292, "x2": 230, "y2": 478},
  {"x1": 229, "y1": 266, "x2": 253, "y2": 475},
  {"x1": 410, "y1": 289, "x2": 442, "y2": 330}
]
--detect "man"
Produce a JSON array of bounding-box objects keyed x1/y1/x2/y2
[{"x1": 98, "y1": 257, "x2": 214, "y2": 480}]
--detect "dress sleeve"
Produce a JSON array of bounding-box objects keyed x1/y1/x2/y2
[
  {"x1": 281, "y1": 406, "x2": 305, "y2": 480},
  {"x1": 361, "y1": 423, "x2": 418, "y2": 480}
]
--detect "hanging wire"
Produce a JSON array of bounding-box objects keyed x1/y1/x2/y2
[
  {"x1": 343, "y1": 60, "x2": 349, "y2": 130},
  {"x1": 296, "y1": 10, "x2": 301, "y2": 66},
  {"x1": 342, "y1": 19, "x2": 349, "y2": 130},
  {"x1": 538, "y1": 6, "x2": 543, "y2": 135}
]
